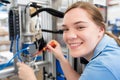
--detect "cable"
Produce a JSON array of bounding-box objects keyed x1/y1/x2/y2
[
  {"x1": 32, "y1": 40, "x2": 56, "y2": 57},
  {"x1": 16, "y1": 35, "x2": 22, "y2": 62},
  {"x1": 42, "y1": 29, "x2": 63, "y2": 34},
  {"x1": 24, "y1": 2, "x2": 32, "y2": 14},
  {"x1": 0, "y1": 0, "x2": 10, "y2": 4},
  {"x1": 29, "y1": 2, "x2": 64, "y2": 18},
  {"x1": 16, "y1": 35, "x2": 19, "y2": 52},
  {"x1": 31, "y1": 8, "x2": 64, "y2": 18},
  {"x1": 30, "y1": 2, "x2": 42, "y2": 9},
  {"x1": 0, "y1": 47, "x2": 29, "y2": 70}
]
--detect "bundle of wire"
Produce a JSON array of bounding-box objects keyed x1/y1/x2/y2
[
  {"x1": 0, "y1": 35, "x2": 29, "y2": 70},
  {"x1": 0, "y1": 47, "x2": 29, "y2": 70}
]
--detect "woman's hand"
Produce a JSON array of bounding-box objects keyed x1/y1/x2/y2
[
  {"x1": 47, "y1": 40, "x2": 65, "y2": 61},
  {"x1": 17, "y1": 62, "x2": 37, "y2": 80}
]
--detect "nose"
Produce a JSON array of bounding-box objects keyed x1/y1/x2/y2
[{"x1": 64, "y1": 29, "x2": 77, "y2": 40}]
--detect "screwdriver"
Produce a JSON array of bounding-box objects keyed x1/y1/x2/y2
[{"x1": 32, "y1": 40, "x2": 56, "y2": 57}]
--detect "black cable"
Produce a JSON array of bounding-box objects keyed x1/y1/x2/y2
[
  {"x1": 24, "y1": 2, "x2": 32, "y2": 14},
  {"x1": 0, "y1": 0, "x2": 10, "y2": 4},
  {"x1": 42, "y1": 29, "x2": 63, "y2": 34},
  {"x1": 29, "y1": 2, "x2": 64, "y2": 18},
  {"x1": 30, "y1": 2, "x2": 42, "y2": 9},
  {"x1": 31, "y1": 8, "x2": 64, "y2": 18}
]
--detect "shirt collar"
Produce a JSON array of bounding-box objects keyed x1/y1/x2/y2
[{"x1": 91, "y1": 34, "x2": 110, "y2": 60}]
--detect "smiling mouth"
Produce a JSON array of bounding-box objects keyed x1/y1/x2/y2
[{"x1": 69, "y1": 42, "x2": 83, "y2": 49}]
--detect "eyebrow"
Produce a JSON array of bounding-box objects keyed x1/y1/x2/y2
[{"x1": 62, "y1": 21, "x2": 87, "y2": 27}]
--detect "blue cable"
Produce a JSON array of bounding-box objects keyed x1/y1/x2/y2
[
  {"x1": 16, "y1": 35, "x2": 22, "y2": 62},
  {"x1": 0, "y1": 3, "x2": 4, "y2": 7},
  {"x1": 0, "y1": 47, "x2": 29, "y2": 70}
]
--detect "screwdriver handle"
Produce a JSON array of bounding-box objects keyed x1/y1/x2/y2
[{"x1": 33, "y1": 40, "x2": 57, "y2": 56}]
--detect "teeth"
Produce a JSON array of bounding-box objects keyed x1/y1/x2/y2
[{"x1": 70, "y1": 43, "x2": 80, "y2": 47}]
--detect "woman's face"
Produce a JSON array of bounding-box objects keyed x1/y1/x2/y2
[{"x1": 62, "y1": 8, "x2": 104, "y2": 58}]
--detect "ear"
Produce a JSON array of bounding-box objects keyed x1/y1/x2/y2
[
  {"x1": 98, "y1": 26, "x2": 105, "y2": 37},
  {"x1": 99, "y1": 26, "x2": 105, "y2": 33}
]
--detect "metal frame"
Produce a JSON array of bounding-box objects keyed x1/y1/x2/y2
[{"x1": 0, "y1": 0, "x2": 94, "y2": 79}]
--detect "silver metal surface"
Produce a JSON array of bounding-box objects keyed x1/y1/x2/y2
[
  {"x1": 0, "y1": 61, "x2": 50, "y2": 78},
  {"x1": 0, "y1": 67, "x2": 15, "y2": 78}
]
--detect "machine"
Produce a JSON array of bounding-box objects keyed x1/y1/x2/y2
[
  {"x1": 0, "y1": 0, "x2": 66, "y2": 80},
  {"x1": 0, "y1": 0, "x2": 93, "y2": 80}
]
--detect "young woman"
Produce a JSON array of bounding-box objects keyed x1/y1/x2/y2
[{"x1": 17, "y1": 1, "x2": 120, "y2": 80}]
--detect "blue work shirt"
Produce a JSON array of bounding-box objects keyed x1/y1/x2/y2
[{"x1": 79, "y1": 34, "x2": 120, "y2": 80}]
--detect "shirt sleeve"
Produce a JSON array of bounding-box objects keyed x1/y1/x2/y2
[{"x1": 79, "y1": 60, "x2": 116, "y2": 80}]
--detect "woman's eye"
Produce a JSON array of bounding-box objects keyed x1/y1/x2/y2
[{"x1": 77, "y1": 26, "x2": 85, "y2": 30}]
